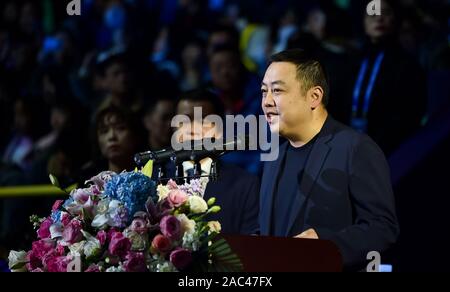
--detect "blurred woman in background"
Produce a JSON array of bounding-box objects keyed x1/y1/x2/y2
[
  {"x1": 79, "y1": 106, "x2": 148, "y2": 181},
  {"x1": 344, "y1": 0, "x2": 427, "y2": 156}
]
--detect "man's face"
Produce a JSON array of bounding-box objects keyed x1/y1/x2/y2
[
  {"x1": 261, "y1": 62, "x2": 311, "y2": 138},
  {"x1": 144, "y1": 100, "x2": 175, "y2": 146},
  {"x1": 209, "y1": 51, "x2": 241, "y2": 92},
  {"x1": 176, "y1": 100, "x2": 219, "y2": 143},
  {"x1": 103, "y1": 62, "x2": 130, "y2": 95}
]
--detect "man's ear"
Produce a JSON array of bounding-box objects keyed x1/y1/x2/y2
[{"x1": 309, "y1": 86, "x2": 324, "y2": 110}]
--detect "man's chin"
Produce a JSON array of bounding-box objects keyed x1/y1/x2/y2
[{"x1": 268, "y1": 123, "x2": 281, "y2": 134}]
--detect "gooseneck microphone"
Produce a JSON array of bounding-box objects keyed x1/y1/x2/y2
[{"x1": 134, "y1": 136, "x2": 249, "y2": 167}]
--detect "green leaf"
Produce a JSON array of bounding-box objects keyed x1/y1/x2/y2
[
  {"x1": 64, "y1": 184, "x2": 78, "y2": 194},
  {"x1": 209, "y1": 238, "x2": 243, "y2": 272},
  {"x1": 49, "y1": 174, "x2": 60, "y2": 188}
]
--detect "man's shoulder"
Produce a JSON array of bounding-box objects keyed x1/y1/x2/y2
[
  {"x1": 328, "y1": 118, "x2": 380, "y2": 149},
  {"x1": 327, "y1": 119, "x2": 387, "y2": 165}
]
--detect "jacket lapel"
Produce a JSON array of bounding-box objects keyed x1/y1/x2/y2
[
  {"x1": 285, "y1": 117, "x2": 335, "y2": 237},
  {"x1": 260, "y1": 142, "x2": 287, "y2": 235}
]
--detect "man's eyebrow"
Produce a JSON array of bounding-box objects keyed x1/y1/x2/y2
[{"x1": 261, "y1": 80, "x2": 287, "y2": 87}]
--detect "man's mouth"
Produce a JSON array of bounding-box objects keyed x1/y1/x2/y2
[{"x1": 266, "y1": 113, "x2": 279, "y2": 124}]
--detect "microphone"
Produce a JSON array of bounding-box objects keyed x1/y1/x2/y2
[{"x1": 134, "y1": 136, "x2": 249, "y2": 167}]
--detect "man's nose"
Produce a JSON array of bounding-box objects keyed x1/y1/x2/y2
[{"x1": 263, "y1": 91, "x2": 275, "y2": 108}]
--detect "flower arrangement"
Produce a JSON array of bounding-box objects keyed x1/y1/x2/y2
[{"x1": 8, "y1": 169, "x2": 242, "y2": 272}]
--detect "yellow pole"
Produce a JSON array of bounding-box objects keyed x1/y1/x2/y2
[{"x1": 0, "y1": 185, "x2": 73, "y2": 198}]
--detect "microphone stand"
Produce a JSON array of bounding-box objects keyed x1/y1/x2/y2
[
  {"x1": 157, "y1": 157, "x2": 220, "y2": 184},
  {"x1": 210, "y1": 160, "x2": 218, "y2": 182}
]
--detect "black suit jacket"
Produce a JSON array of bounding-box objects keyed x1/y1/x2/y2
[
  {"x1": 259, "y1": 116, "x2": 399, "y2": 269},
  {"x1": 204, "y1": 164, "x2": 260, "y2": 236}
]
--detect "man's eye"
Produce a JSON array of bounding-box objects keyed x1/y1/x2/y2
[{"x1": 273, "y1": 89, "x2": 282, "y2": 93}]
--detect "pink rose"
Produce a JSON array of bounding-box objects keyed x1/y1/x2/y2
[
  {"x1": 85, "y1": 264, "x2": 101, "y2": 272},
  {"x1": 88, "y1": 184, "x2": 101, "y2": 195},
  {"x1": 37, "y1": 218, "x2": 53, "y2": 239},
  {"x1": 170, "y1": 248, "x2": 192, "y2": 271},
  {"x1": 160, "y1": 216, "x2": 182, "y2": 241},
  {"x1": 96, "y1": 230, "x2": 107, "y2": 246},
  {"x1": 26, "y1": 250, "x2": 42, "y2": 271},
  {"x1": 107, "y1": 228, "x2": 119, "y2": 241},
  {"x1": 108, "y1": 232, "x2": 131, "y2": 259},
  {"x1": 42, "y1": 245, "x2": 67, "y2": 271},
  {"x1": 31, "y1": 239, "x2": 55, "y2": 259},
  {"x1": 46, "y1": 256, "x2": 69, "y2": 272},
  {"x1": 151, "y1": 234, "x2": 172, "y2": 254},
  {"x1": 87, "y1": 171, "x2": 116, "y2": 189},
  {"x1": 168, "y1": 190, "x2": 188, "y2": 208},
  {"x1": 55, "y1": 244, "x2": 65, "y2": 256},
  {"x1": 52, "y1": 200, "x2": 64, "y2": 212},
  {"x1": 123, "y1": 252, "x2": 148, "y2": 272},
  {"x1": 71, "y1": 188, "x2": 90, "y2": 204},
  {"x1": 81, "y1": 196, "x2": 96, "y2": 219},
  {"x1": 130, "y1": 218, "x2": 148, "y2": 234},
  {"x1": 42, "y1": 251, "x2": 57, "y2": 269},
  {"x1": 61, "y1": 212, "x2": 71, "y2": 226},
  {"x1": 167, "y1": 179, "x2": 179, "y2": 190},
  {"x1": 159, "y1": 198, "x2": 174, "y2": 215},
  {"x1": 62, "y1": 219, "x2": 83, "y2": 245}
]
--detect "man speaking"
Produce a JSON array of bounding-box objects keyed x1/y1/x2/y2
[{"x1": 259, "y1": 49, "x2": 399, "y2": 270}]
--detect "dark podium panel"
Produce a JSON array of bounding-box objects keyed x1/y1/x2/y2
[{"x1": 223, "y1": 235, "x2": 343, "y2": 272}]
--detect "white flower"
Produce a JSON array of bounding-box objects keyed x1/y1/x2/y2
[
  {"x1": 157, "y1": 184, "x2": 170, "y2": 201},
  {"x1": 96, "y1": 198, "x2": 110, "y2": 214},
  {"x1": 8, "y1": 250, "x2": 27, "y2": 272},
  {"x1": 92, "y1": 213, "x2": 109, "y2": 229},
  {"x1": 92, "y1": 199, "x2": 125, "y2": 229},
  {"x1": 81, "y1": 231, "x2": 101, "y2": 259},
  {"x1": 176, "y1": 214, "x2": 196, "y2": 235},
  {"x1": 156, "y1": 261, "x2": 177, "y2": 272},
  {"x1": 68, "y1": 241, "x2": 86, "y2": 257},
  {"x1": 124, "y1": 230, "x2": 147, "y2": 251},
  {"x1": 50, "y1": 223, "x2": 63, "y2": 239},
  {"x1": 207, "y1": 221, "x2": 222, "y2": 233},
  {"x1": 188, "y1": 196, "x2": 208, "y2": 214},
  {"x1": 106, "y1": 266, "x2": 125, "y2": 272},
  {"x1": 182, "y1": 232, "x2": 201, "y2": 251}
]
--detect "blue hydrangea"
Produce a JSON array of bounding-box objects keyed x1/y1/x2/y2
[
  {"x1": 103, "y1": 172, "x2": 157, "y2": 218},
  {"x1": 51, "y1": 210, "x2": 62, "y2": 223},
  {"x1": 62, "y1": 197, "x2": 74, "y2": 209}
]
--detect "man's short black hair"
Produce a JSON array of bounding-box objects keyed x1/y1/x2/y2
[
  {"x1": 179, "y1": 88, "x2": 225, "y2": 118},
  {"x1": 270, "y1": 49, "x2": 330, "y2": 106}
]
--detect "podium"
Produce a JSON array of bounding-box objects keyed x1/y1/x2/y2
[{"x1": 222, "y1": 235, "x2": 343, "y2": 272}]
